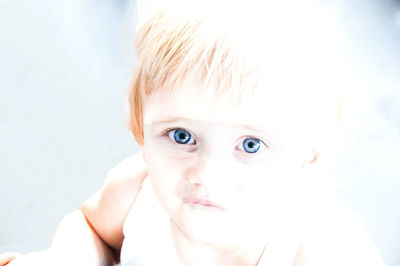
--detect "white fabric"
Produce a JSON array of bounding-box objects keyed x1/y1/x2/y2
[
  {"x1": 120, "y1": 178, "x2": 299, "y2": 265},
  {"x1": 257, "y1": 238, "x2": 299, "y2": 266},
  {"x1": 120, "y1": 179, "x2": 180, "y2": 266}
]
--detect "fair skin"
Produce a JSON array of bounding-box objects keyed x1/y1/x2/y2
[
  {"x1": 1, "y1": 154, "x2": 147, "y2": 266},
  {"x1": 142, "y1": 83, "x2": 385, "y2": 266},
  {"x1": 1, "y1": 82, "x2": 385, "y2": 266},
  {"x1": 140, "y1": 80, "x2": 319, "y2": 265}
]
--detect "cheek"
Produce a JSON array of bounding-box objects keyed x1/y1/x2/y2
[
  {"x1": 147, "y1": 163, "x2": 181, "y2": 217},
  {"x1": 236, "y1": 165, "x2": 301, "y2": 214},
  {"x1": 144, "y1": 148, "x2": 192, "y2": 212},
  {"x1": 147, "y1": 157, "x2": 180, "y2": 196}
]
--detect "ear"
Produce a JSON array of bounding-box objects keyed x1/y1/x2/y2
[
  {"x1": 124, "y1": 92, "x2": 132, "y2": 131},
  {"x1": 301, "y1": 149, "x2": 319, "y2": 168},
  {"x1": 141, "y1": 147, "x2": 147, "y2": 164}
]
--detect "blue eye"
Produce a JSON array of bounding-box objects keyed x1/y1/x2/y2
[
  {"x1": 242, "y1": 138, "x2": 261, "y2": 153},
  {"x1": 168, "y1": 129, "x2": 195, "y2": 144}
]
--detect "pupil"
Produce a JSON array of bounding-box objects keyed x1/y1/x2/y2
[
  {"x1": 243, "y1": 138, "x2": 260, "y2": 153},
  {"x1": 174, "y1": 129, "x2": 191, "y2": 144},
  {"x1": 179, "y1": 132, "x2": 187, "y2": 140}
]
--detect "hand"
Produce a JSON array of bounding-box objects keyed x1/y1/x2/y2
[
  {"x1": 0, "y1": 252, "x2": 20, "y2": 266},
  {"x1": 1, "y1": 250, "x2": 56, "y2": 266}
]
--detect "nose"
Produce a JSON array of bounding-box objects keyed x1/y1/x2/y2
[{"x1": 185, "y1": 152, "x2": 232, "y2": 188}]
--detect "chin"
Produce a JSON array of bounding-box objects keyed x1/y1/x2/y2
[
  {"x1": 176, "y1": 210, "x2": 248, "y2": 248},
  {"x1": 186, "y1": 225, "x2": 238, "y2": 247}
]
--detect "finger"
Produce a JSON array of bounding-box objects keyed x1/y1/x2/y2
[{"x1": 0, "y1": 252, "x2": 20, "y2": 265}]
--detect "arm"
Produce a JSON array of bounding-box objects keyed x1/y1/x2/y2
[
  {"x1": 1, "y1": 153, "x2": 147, "y2": 266},
  {"x1": 78, "y1": 153, "x2": 147, "y2": 261}
]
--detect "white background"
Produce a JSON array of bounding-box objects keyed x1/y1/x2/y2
[{"x1": 0, "y1": 0, "x2": 399, "y2": 265}]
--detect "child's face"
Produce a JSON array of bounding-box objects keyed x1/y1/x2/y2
[{"x1": 142, "y1": 82, "x2": 315, "y2": 247}]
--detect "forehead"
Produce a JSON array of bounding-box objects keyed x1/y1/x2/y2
[
  {"x1": 142, "y1": 82, "x2": 312, "y2": 136},
  {"x1": 145, "y1": 89, "x2": 252, "y2": 125}
]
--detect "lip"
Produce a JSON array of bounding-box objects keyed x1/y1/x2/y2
[{"x1": 183, "y1": 196, "x2": 226, "y2": 210}]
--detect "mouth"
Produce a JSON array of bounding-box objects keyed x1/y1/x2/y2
[{"x1": 182, "y1": 196, "x2": 226, "y2": 210}]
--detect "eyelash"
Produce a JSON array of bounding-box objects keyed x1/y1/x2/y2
[
  {"x1": 165, "y1": 127, "x2": 196, "y2": 145},
  {"x1": 239, "y1": 135, "x2": 268, "y2": 147},
  {"x1": 162, "y1": 128, "x2": 268, "y2": 151},
  {"x1": 162, "y1": 127, "x2": 182, "y2": 133},
  {"x1": 162, "y1": 127, "x2": 193, "y2": 137},
  {"x1": 236, "y1": 135, "x2": 268, "y2": 154}
]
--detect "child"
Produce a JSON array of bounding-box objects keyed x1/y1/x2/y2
[{"x1": 0, "y1": 1, "x2": 385, "y2": 265}]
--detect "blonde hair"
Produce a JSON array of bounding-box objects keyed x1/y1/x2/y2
[{"x1": 127, "y1": 1, "x2": 348, "y2": 160}]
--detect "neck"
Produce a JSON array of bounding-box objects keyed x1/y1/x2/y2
[{"x1": 170, "y1": 219, "x2": 267, "y2": 266}]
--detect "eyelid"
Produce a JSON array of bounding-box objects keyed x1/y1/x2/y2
[
  {"x1": 162, "y1": 127, "x2": 197, "y2": 145},
  {"x1": 240, "y1": 135, "x2": 268, "y2": 148},
  {"x1": 236, "y1": 135, "x2": 269, "y2": 152},
  {"x1": 161, "y1": 127, "x2": 189, "y2": 136}
]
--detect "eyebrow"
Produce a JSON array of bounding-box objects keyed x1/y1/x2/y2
[
  {"x1": 237, "y1": 124, "x2": 268, "y2": 133},
  {"x1": 152, "y1": 116, "x2": 193, "y2": 125},
  {"x1": 152, "y1": 116, "x2": 269, "y2": 134}
]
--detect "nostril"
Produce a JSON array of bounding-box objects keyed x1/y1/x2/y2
[{"x1": 186, "y1": 174, "x2": 204, "y2": 186}]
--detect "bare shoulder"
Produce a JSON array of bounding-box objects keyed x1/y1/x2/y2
[
  {"x1": 80, "y1": 153, "x2": 148, "y2": 250},
  {"x1": 294, "y1": 204, "x2": 385, "y2": 266}
]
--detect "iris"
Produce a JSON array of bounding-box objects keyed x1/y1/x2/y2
[
  {"x1": 243, "y1": 138, "x2": 260, "y2": 153},
  {"x1": 173, "y1": 129, "x2": 192, "y2": 144}
]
